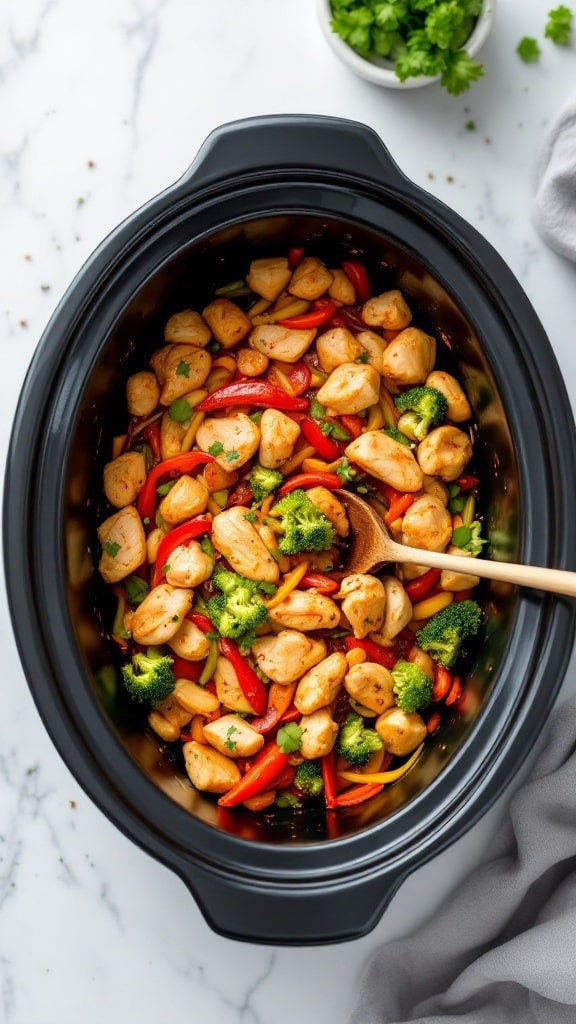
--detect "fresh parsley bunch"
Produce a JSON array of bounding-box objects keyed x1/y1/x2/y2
[{"x1": 329, "y1": 0, "x2": 485, "y2": 94}]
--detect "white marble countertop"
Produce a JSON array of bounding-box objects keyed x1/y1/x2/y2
[{"x1": 1, "y1": 1, "x2": 576, "y2": 1021}]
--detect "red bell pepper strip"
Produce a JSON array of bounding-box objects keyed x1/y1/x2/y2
[
  {"x1": 226, "y1": 481, "x2": 254, "y2": 508},
  {"x1": 286, "y1": 361, "x2": 312, "y2": 396},
  {"x1": 217, "y1": 741, "x2": 289, "y2": 807},
  {"x1": 278, "y1": 300, "x2": 336, "y2": 329},
  {"x1": 279, "y1": 703, "x2": 301, "y2": 724},
  {"x1": 151, "y1": 517, "x2": 213, "y2": 588},
  {"x1": 445, "y1": 674, "x2": 463, "y2": 706},
  {"x1": 321, "y1": 749, "x2": 338, "y2": 810},
  {"x1": 197, "y1": 380, "x2": 309, "y2": 413},
  {"x1": 341, "y1": 260, "x2": 371, "y2": 303},
  {"x1": 339, "y1": 414, "x2": 364, "y2": 440},
  {"x1": 278, "y1": 472, "x2": 342, "y2": 495},
  {"x1": 251, "y1": 682, "x2": 297, "y2": 734},
  {"x1": 267, "y1": 764, "x2": 296, "y2": 790},
  {"x1": 344, "y1": 637, "x2": 398, "y2": 669},
  {"x1": 332, "y1": 782, "x2": 384, "y2": 808},
  {"x1": 170, "y1": 656, "x2": 203, "y2": 682},
  {"x1": 384, "y1": 492, "x2": 415, "y2": 525},
  {"x1": 288, "y1": 246, "x2": 304, "y2": 269},
  {"x1": 299, "y1": 418, "x2": 341, "y2": 462},
  {"x1": 432, "y1": 664, "x2": 453, "y2": 702},
  {"x1": 455, "y1": 475, "x2": 479, "y2": 492},
  {"x1": 142, "y1": 422, "x2": 161, "y2": 463},
  {"x1": 299, "y1": 572, "x2": 340, "y2": 595},
  {"x1": 137, "y1": 452, "x2": 215, "y2": 525},
  {"x1": 187, "y1": 611, "x2": 215, "y2": 634},
  {"x1": 218, "y1": 638, "x2": 267, "y2": 716},
  {"x1": 427, "y1": 710, "x2": 442, "y2": 735},
  {"x1": 404, "y1": 569, "x2": 442, "y2": 603},
  {"x1": 454, "y1": 588, "x2": 476, "y2": 602}
]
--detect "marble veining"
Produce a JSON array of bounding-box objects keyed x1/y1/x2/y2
[{"x1": 1, "y1": 0, "x2": 576, "y2": 1020}]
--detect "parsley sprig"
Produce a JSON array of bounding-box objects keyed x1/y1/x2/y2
[{"x1": 329, "y1": 0, "x2": 485, "y2": 94}]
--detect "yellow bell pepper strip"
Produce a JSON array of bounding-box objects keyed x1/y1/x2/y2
[
  {"x1": 150, "y1": 516, "x2": 212, "y2": 588},
  {"x1": 218, "y1": 638, "x2": 267, "y2": 716},
  {"x1": 264, "y1": 562, "x2": 309, "y2": 610},
  {"x1": 336, "y1": 743, "x2": 424, "y2": 785},
  {"x1": 196, "y1": 380, "x2": 309, "y2": 413},
  {"x1": 136, "y1": 452, "x2": 215, "y2": 526},
  {"x1": 217, "y1": 741, "x2": 289, "y2": 808}
]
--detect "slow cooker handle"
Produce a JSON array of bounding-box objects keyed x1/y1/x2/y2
[
  {"x1": 181, "y1": 114, "x2": 408, "y2": 192},
  {"x1": 175, "y1": 859, "x2": 407, "y2": 945}
]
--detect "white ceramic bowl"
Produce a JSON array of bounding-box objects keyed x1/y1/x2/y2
[{"x1": 317, "y1": 0, "x2": 496, "y2": 89}]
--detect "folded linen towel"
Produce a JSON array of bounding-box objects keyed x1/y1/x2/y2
[
  {"x1": 348, "y1": 694, "x2": 576, "y2": 1024},
  {"x1": 533, "y1": 95, "x2": 576, "y2": 260}
]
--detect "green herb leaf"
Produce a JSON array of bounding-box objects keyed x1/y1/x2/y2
[
  {"x1": 440, "y1": 49, "x2": 483, "y2": 94},
  {"x1": 176, "y1": 360, "x2": 191, "y2": 378},
  {"x1": 276, "y1": 722, "x2": 302, "y2": 754},
  {"x1": 336, "y1": 457, "x2": 356, "y2": 483},
  {"x1": 124, "y1": 576, "x2": 149, "y2": 605},
  {"x1": 103, "y1": 540, "x2": 121, "y2": 558},
  {"x1": 452, "y1": 524, "x2": 472, "y2": 548},
  {"x1": 465, "y1": 120, "x2": 476, "y2": 131},
  {"x1": 208, "y1": 440, "x2": 224, "y2": 456},
  {"x1": 310, "y1": 397, "x2": 326, "y2": 420},
  {"x1": 168, "y1": 398, "x2": 192, "y2": 422},
  {"x1": 225, "y1": 724, "x2": 239, "y2": 751},
  {"x1": 545, "y1": 4, "x2": 573, "y2": 43},
  {"x1": 162, "y1": 564, "x2": 171, "y2": 575},
  {"x1": 226, "y1": 450, "x2": 240, "y2": 463},
  {"x1": 516, "y1": 36, "x2": 541, "y2": 61},
  {"x1": 354, "y1": 351, "x2": 370, "y2": 363}
]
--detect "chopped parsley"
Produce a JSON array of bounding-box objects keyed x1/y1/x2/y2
[
  {"x1": 354, "y1": 351, "x2": 369, "y2": 363},
  {"x1": 226, "y1": 450, "x2": 240, "y2": 463},
  {"x1": 208, "y1": 440, "x2": 224, "y2": 456},
  {"x1": 162, "y1": 564, "x2": 172, "y2": 575},
  {"x1": 336, "y1": 457, "x2": 356, "y2": 483},
  {"x1": 225, "y1": 725, "x2": 238, "y2": 751},
  {"x1": 465, "y1": 120, "x2": 476, "y2": 131},
  {"x1": 168, "y1": 398, "x2": 192, "y2": 421},
  {"x1": 545, "y1": 5, "x2": 573, "y2": 43},
  {"x1": 124, "y1": 576, "x2": 149, "y2": 605},
  {"x1": 516, "y1": 36, "x2": 541, "y2": 61},
  {"x1": 103, "y1": 540, "x2": 121, "y2": 558},
  {"x1": 276, "y1": 722, "x2": 302, "y2": 754}
]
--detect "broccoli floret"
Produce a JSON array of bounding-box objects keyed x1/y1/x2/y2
[
  {"x1": 391, "y1": 660, "x2": 433, "y2": 712},
  {"x1": 121, "y1": 647, "x2": 175, "y2": 706},
  {"x1": 394, "y1": 386, "x2": 448, "y2": 441},
  {"x1": 207, "y1": 566, "x2": 268, "y2": 642},
  {"x1": 416, "y1": 600, "x2": 482, "y2": 669},
  {"x1": 272, "y1": 489, "x2": 335, "y2": 555},
  {"x1": 335, "y1": 712, "x2": 383, "y2": 768},
  {"x1": 452, "y1": 520, "x2": 487, "y2": 557},
  {"x1": 249, "y1": 464, "x2": 284, "y2": 504},
  {"x1": 294, "y1": 759, "x2": 324, "y2": 797}
]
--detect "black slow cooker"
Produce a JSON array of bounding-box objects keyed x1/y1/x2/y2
[{"x1": 4, "y1": 115, "x2": 576, "y2": 944}]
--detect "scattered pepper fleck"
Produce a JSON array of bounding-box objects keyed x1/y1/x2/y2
[
  {"x1": 69, "y1": 800, "x2": 76, "y2": 809},
  {"x1": 40, "y1": 284, "x2": 51, "y2": 292},
  {"x1": 446, "y1": 175, "x2": 455, "y2": 183},
  {"x1": 465, "y1": 120, "x2": 476, "y2": 131}
]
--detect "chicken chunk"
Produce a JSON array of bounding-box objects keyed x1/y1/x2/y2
[
  {"x1": 299, "y1": 709, "x2": 338, "y2": 760},
  {"x1": 288, "y1": 257, "x2": 333, "y2": 300},
  {"x1": 294, "y1": 652, "x2": 348, "y2": 715},
  {"x1": 196, "y1": 413, "x2": 260, "y2": 471},
  {"x1": 338, "y1": 574, "x2": 386, "y2": 638},
  {"x1": 316, "y1": 327, "x2": 365, "y2": 372},
  {"x1": 126, "y1": 371, "x2": 161, "y2": 417},
  {"x1": 344, "y1": 661, "x2": 396, "y2": 715},
  {"x1": 246, "y1": 257, "x2": 292, "y2": 302},
  {"x1": 201, "y1": 298, "x2": 252, "y2": 349},
  {"x1": 172, "y1": 680, "x2": 220, "y2": 716},
  {"x1": 426, "y1": 370, "x2": 472, "y2": 423},
  {"x1": 98, "y1": 505, "x2": 146, "y2": 584},
  {"x1": 149, "y1": 344, "x2": 211, "y2": 405},
  {"x1": 251, "y1": 630, "x2": 327, "y2": 685},
  {"x1": 103, "y1": 451, "x2": 146, "y2": 509},
  {"x1": 401, "y1": 494, "x2": 452, "y2": 552},
  {"x1": 440, "y1": 545, "x2": 480, "y2": 591},
  {"x1": 183, "y1": 741, "x2": 241, "y2": 793},
  {"x1": 157, "y1": 475, "x2": 209, "y2": 525},
  {"x1": 214, "y1": 655, "x2": 255, "y2": 714},
  {"x1": 328, "y1": 268, "x2": 356, "y2": 305},
  {"x1": 211, "y1": 506, "x2": 280, "y2": 583},
  {"x1": 305, "y1": 486, "x2": 349, "y2": 538},
  {"x1": 375, "y1": 708, "x2": 426, "y2": 757},
  {"x1": 164, "y1": 309, "x2": 211, "y2": 348},
  {"x1": 130, "y1": 583, "x2": 193, "y2": 645},
  {"x1": 267, "y1": 590, "x2": 340, "y2": 631},
  {"x1": 164, "y1": 540, "x2": 214, "y2": 589},
  {"x1": 258, "y1": 408, "x2": 301, "y2": 469},
  {"x1": 355, "y1": 330, "x2": 388, "y2": 373},
  {"x1": 159, "y1": 409, "x2": 187, "y2": 459},
  {"x1": 168, "y1": 618, "x2": 210, "y2": 661},
  {"x1": 370, "y1": 577, "x2": 413, "y2": 643},
  {"x1": 417, "y1": 425, "x2": 473, "y2": 482},
  {"x1": 362, "y1": 289, "x2": 412, "y2": 330},
  {"x1": 203, "y1": 715, "x2": 265, "y2": 758},
  {"x1": 345, "y1": 430, "x2": 423, "y2": 492},
  {"x1": 380, "y1": 328, "x2": 436, "y2": 390},
  {"x1": 248, "y1": 324, "x2": 316, "y2": 363},
  {"x1": 315, "y1": 363, "x2": 380, "y2": 414},
  {"x1": 236, "y1": 347, "x2": 269, "y2": 377}
]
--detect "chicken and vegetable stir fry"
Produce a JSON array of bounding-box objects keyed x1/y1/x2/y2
[{"x1": 98, "y1": 249, "x2": 483, "y2": 814}]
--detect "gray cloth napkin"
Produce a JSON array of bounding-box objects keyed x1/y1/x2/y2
[
  {"x1": 533, "y1": 95, "x2": 576, "y2": 260},
  {"x1": 348, "y1": 694, "x2": 576, "y2": 1024}
]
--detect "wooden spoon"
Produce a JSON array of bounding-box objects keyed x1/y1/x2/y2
[{"x1": 337, "y1": 489, "x2": 576, "y2": 597}]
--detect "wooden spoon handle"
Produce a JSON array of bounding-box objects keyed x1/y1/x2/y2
[{"x1": 395, "y1": 545, "x2": 576, "y2": 598}]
